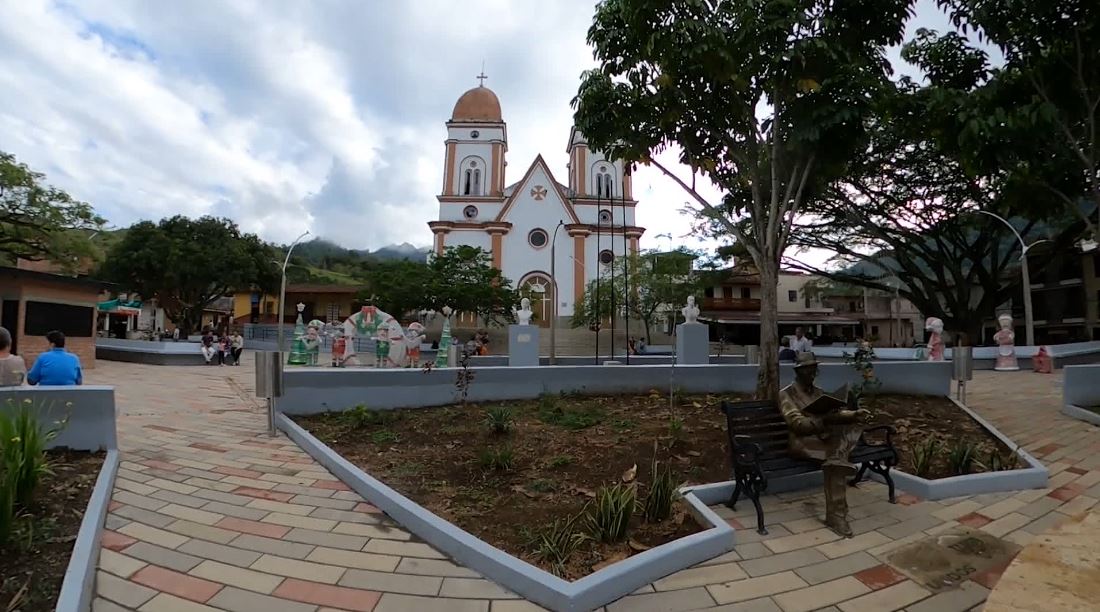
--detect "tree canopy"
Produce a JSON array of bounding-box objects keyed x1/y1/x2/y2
[
  {"x1": 98, "y1": 216, "x2": 280, "y2": 334},
  {"x1": 0, "y1": 151, "x2": 104, "y2": 270},
  {"x1": 574, "y1": 0, "x2": 913, "y2": 398}
]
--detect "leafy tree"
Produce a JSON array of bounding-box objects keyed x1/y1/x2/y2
[
  {"x1": 573, "y1": 0, "x2": 912, "y2": 398},
  {"x1": 572, "y1": 249, "x2": 702, "y2": 343},
  {"x1": 98, "y1": 216, "x2": 280, "y2": 335},
  {"x1": 425, "y1": 246, "x2": 518, "y2": 325},
  {"x1": 0, "y1": 151, "x2": 104, "y2": 270},
  {"x1": 358, "y1": 259, "x2": 430, "y2": 319},
  {"x1": 790, "y1": 63, "x2": 1084, "y2": 343},
  {"x1": 935, "y1": 0, "x2": 1100, "y2": 238}
]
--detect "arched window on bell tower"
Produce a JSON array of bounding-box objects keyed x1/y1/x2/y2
[
  {"x1": 595, "y1": 166, "x2": 614, "y2": 198},
  {"x1": 461, "y1": 157, "x2": 485, "y2": 196}
]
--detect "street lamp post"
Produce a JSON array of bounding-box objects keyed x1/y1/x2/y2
[
  {"x1": 277, "y1": 231, "x2": 311, "y2": 353},
  {"x1": 549, "y1": 220, "x2": 564, "y2": 365},
  {"x1": 977, "y1": 210, "x2": 1046, "y2": 346}
]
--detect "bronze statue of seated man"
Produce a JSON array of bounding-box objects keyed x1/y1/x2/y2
[{"x1": 779, "y1": 352, "x2": 870, "y2": 537}]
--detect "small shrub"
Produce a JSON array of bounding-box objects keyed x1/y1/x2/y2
[
  {"x1": 912, "y1": 437, "x2": 940, "y2": 478},
  {"x1": 643, "y1": 460, "x2": 678, "y2": 523},
  {"x1": 528, "y1": 479, "x2": 557, "y2": 493},
  {"x1": 668, "y1": 417, "x2": 684, "y2": 442},
  {"x1": 981, "y1": 445, "x2": 1021, "y2": 472},
  {"x1": 548, "y1": 455, "x2": 574, "y2": 469},
  {"x1": 342, "y1": 405, "x2": 393, "y2": 429},
  {"x1": 483, "y1": 406, "x2": 515, "y2": 435},
  {"x1": 525, "y1": 514, "x2": 587, "y2": 575},
  {"x1": 370, "y1": 430, "x2": 400, "y2": 445},
  {"x1": 0, "y1": 402, "x2": 67, "y2": 545},
  {"x1": 947, "y1": 440, "x2": 977, "y2": 476},
  {"x1": 611, "y1": 418, "x2": 637, "y2": 432},
  {"x1": 538, "y1": 402, "x2": 604, "y2": 430},
  {"x1": 587, "y1": 483, "x2": 636, "y2": 543},
  {"x1": 478, "y1": 446, "x2": 515, "y2": 471},
  {"x1": 537, "y1": 393, "x2": 559, "y2": 413}
]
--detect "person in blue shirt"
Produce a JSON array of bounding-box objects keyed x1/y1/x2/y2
[{"x1": 27, "y1": 330, "x2": 83, "y2": 386}]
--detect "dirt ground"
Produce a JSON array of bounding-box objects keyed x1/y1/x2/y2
[
  {"x1": 0, "y1": 450, "x2": 103, "y2": 611},
  {"x1": 296, "y1": 391, "x2": 1018, "y2": 578}
]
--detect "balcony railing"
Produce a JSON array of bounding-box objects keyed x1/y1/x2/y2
[{"x1": 702, "y1": 297, "x2": 761, "y2": 311}]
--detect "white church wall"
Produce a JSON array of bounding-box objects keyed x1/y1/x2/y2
[
  {"x1": 584, "y1": 232, "x2": 629, "y2": 286},
  {"x1": 438, "y1": 201, "x2": 504, "y2": 223},
  {"x1": 445, "y1": 229, "x2": 492, "y2": 253}
]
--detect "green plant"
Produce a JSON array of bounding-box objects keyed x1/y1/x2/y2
[
  {"x1": 980, "y1": 445, "x2": 1022, "y2": 472},
  {"x1": 538, "y1": 402, "x2": 604, "y2": 430},
  {"x1": 643, "y1": 459, "x2": 679, "y2": 523},
  {"x1": 668, "y1": 417, "x2": 684, "y2": 442},
  {"x1": 370, "y1": 430, "x2": 400, "y2": 445},
  {"x1": 587, "y1": 483, "x2": 637, "y2": 543},
  {"x1": 0, "y1": 402, "x2": 67, "y2": 545},
  {"x1": 947, "y1": 440, "x2": 977, "y2": 476},
  {"x1": 843, "y1": 341, "x2": 881, "y2": 408},
  {"x1": 611, "y1": 418, "x2": 637, "y2": 432},
  {"x1": 483, "y1": 406, "x2": 515, "y2": 435},
  {"x1": 548, "y1": 455, "x2": 574, "y2": 469},
  {"x1": 911, "y1": 437, "x2": 940, "y2": 478},
  {"x1": 528, "y1": 479, "x2": 558, "y2": 493},
  {"x1": 343, "y1": 404, "x2": 380, "y2": 429},
  {"x1": 478, "y1": 446, "x2": 515, "y2": 471},
  {"x1": 525, "y1": 514, "x2": 588, "y2": 575}
]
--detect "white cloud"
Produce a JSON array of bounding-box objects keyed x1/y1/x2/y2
[{"x1": 0, "y1": 0, "x2": 984, "y2": 256}]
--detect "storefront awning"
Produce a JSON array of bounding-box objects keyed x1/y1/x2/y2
[{"x1": 98, "y1": 299, "x2": 142, "y2": 316}]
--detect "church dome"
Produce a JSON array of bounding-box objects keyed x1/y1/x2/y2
[{"x1": 451, "y1": 86, "x2": 502, "y2": 122}]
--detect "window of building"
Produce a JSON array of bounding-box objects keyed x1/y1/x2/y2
[
  {"x1": 704, "y1": 286, "x2": 715, "y2": 298},
  {"x1": 871, "y1": 325, "x2": 879, "y2": 336},
  {"x1": 528, "y1": 228, "x2": 548, "y2": 248},
  {"x1": 740, "y1": 287, "x2": 751, "y2": 299},
  {"x1": 326, "y1": 303, "x2": 341, "y2": 322},
  {"x1": 599, "y1": 249, "x2": 614, "y2": 265},
  {"x1": 598, "y1": 209, "x2": 612, "y2": 224},
  {"x1": 595, "y1": 165, "x2": 614, "y2": 198},
  {"x1": 24, "y1": 301, "x2": 94, "y2": 336},
  {"x1": 849, "y1": 301, "x2": 857, "y2": 312},
  {"x1": 463, "y1": 205, "x2": 478, "y2": 219},
  {"x1": 788, "y1": 290, "x2": 797, "y2": 302},
  {"x1": 462, "y1": 160, "x2": 482, "y2": 196}
]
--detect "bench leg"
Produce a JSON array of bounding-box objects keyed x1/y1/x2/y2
[
  {"x1": 726, "y1": 480, "x2": 743, "y2": 511},
  {"x1": 849, "y1": 463, "x2": 869, "y2": 487},
  {"x1": 746, "y1": 482, "x2": 767, "y2": 535},
  {"x1": 867, "y1": 461, "x2": 897, "y2": 504}
]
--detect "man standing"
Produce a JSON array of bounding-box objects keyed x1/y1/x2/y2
[
  {"x1": 789, "y1": 326, "x2": 813, "y2": 353},
  {"x1": 778, "y1": 352, "x2": 868, "y2": 537},
  {"x1": 231, "y1": 330, "x2": 244, "y2": 366},
  {"x1": 26, "y1": 330, "x2": 83, "y2": 386}
]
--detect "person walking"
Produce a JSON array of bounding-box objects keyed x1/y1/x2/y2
[
  {"x1": 0, "y1": 327, "x2": 27, "y2": 386},
  {"x1": 26, "y1": 330, "x2": 82, "y2": 386},
  {"x1": 230, "y1": 330, "x2": 244, "y2": 366}
]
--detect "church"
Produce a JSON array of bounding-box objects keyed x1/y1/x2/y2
[{"x1": 428, "y1": 79, "x2": 645, "y2": 327}]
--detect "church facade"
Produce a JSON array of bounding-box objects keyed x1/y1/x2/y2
[{"x1": 428, "y1": 82, "x2": 644, "y2": 326}]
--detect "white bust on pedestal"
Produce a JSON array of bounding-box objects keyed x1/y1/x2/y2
[
  {"x1": 676, "y1": 296, "x2": 707, "y2": 364},
  {"x1": 682, "y1": 296, "x2": 700, "y2": 324},
  {"x1": 514, "y1": 298, "x2": 534, "y2": 326}
]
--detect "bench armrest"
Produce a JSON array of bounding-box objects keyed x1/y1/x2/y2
[
  {"x1": 732, "y1": 434, "x2": 764, "y2": 467},
  {"x1": 861, "y1": 425, "x2": 896, "y2": 447}
]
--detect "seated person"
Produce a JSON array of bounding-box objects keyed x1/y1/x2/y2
[
  {"x1": 27, "y1": 330, "x2": 83, "y2": 386},
  {"x1": 0, "y1": 327, "x2": 27, "y2": 386}
]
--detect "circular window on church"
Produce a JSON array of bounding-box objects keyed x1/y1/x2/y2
[
  {"x1": 528, "y1": 228, "x2": 548, "y2": 249},
  {"x1": 598, "y1": 209, "x2": 612, "y2": 224},
  {"x1": 463, "y1": 205, "x2": 478, "y2": 219},
  {"x1": 599, "y1": 249, "x2": 614, "y2": 265},
  {"x1": 470, "y1": 130, "x2": 480, "y2": 138}
]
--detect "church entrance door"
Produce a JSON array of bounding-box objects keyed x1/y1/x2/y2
[{"x1": 519, "y1": 273, "x2": 555, "y2": 328}]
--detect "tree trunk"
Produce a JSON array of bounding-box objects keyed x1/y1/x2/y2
[{"x1": 756, "y1": 259, "x2": 781, "y2": 400}]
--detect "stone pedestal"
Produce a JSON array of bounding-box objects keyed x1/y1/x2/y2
[
  {"x1": 676, "y1": 322, "x2": 709, "y2": 365},
  {"x1": 508, "y1": 325, "x2": 540, "y2": 367}
]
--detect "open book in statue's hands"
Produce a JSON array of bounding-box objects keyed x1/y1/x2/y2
[{"x1": 802, "y1": 384, "x2": 851, "y2": 415}]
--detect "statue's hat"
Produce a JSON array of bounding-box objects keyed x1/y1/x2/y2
[{"x1": 793, "y1": 352, "x2": 821, "y2": 369}]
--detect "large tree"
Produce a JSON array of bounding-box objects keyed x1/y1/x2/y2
[
  {"x1": 573, "y1": 0, "x2": 912, "y2": 398},
  {"x1": 424, "y1": 246, "x2": 518, "y2": 326},
  {"x1": 0, "y1": 151, "x2": 104, "y2": 270},
  {"x1": 572, "y1": 249, "x2": 702, "y2": 343},
  {"x1": 99, "y1": 216, "x2": 279, "y2": 335},
  {"x1": 357, "y1": 259, "x2": 430, "y2": 320}
]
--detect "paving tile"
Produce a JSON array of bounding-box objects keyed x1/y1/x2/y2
[
  {"x1": 438, "y1": 578, "x2": 518, "y2": 599},
  {"x1": 157, "y1": 503, "x2": 226, "y2": 526},
  {"x1": 250, "y1": 553, "x2": 347, "y2": 584},
  {"x1": 306, "y1": 546, "x2": 401, "y2": 572},
  {"x1": 192, "y1": 488, "x2": 257, "y2": 506},
  {"x1": 396, "y1": 557, "x2": 481, "y2": 578},
  {"x1": 101, "y1": 529, "x2": 139, "y2": 552},
  {"x1": 206, "y1": 585, "x2": 317, "y2": 612},
  {"x1": 763, "y1": 528, "x2": 841, "y2": 554},
  {"x1": 147, "y1": 477, "x2": 200, "y2": 495},
  {"x1": 362, "y1": 539, "x2": 447, "y2": 559},
  {"x1": 653, "y1": 562, "x2": 748, "y2": 591},
  {"x1": 794, "y1": 552, "x2": 880, "y2": 585},
  {"x1": 189, "y1": 559, "x2": 285, "y2": 594},
  {"x1": 606, "y1": 587, "x2": 717, "y2": 612},
  {"x1": 114, "y1": 504, "x2": 177, "y2": 528},
  {"x1": 312, "y1": 507, "x2": 385, "y2": 524},
  {"x1": 699, "y1": 550, "x2": 743, "y2": 566},
  {"x1": 705, "y1": 598, "x2": 783, "y2": 612},
  {"x1": 1016, "y1": 495, "x2": 1064, "y2": 519},
  {"x1": 150, "y1": 489, "x2": 210, "y2": 509},
  {"x1": 131, "y1": 564, "x2": 223, "y2": 603},
  {"x1": 816, "y1": 532, "x2": 892, "y2": 560},
  {"x1": 99, "y1": 548, "x2": 148, "y2": 578},
  {"x1": 245, "y1": 497, "x2": 316, "y2": 516},
  {"x1": 124, "y1": 541, "x2": 204, "y2": 572},
  {"x1": 489, "y1": 601, "x2": 552, "y2": 612},
  {"x1": 1057, "y1": 494, "x2": 1098, "y2": 516},
  {"x1": 848, "y1": 513, "x2": 900, "y2": 536},
  {"x1": 852, "y1": 564, "x2": 906, "y2": 590},
  {"x1": 178, "y1": 538, "x2": 262, "y2": 568},
  {"x1": 229, "y1": 533, "x2": 316, "y2": 559},
  {"x1": 216, "y1": 516, "x2": 291, "y2": 538},
  {"x1": 285, "y1": 527, "x2": 369, "y2": 551},
  {"x1": 339, "y1": 568, "x2": 444, "y2": 595},
  {"x1": 333, "y1": 521, "x2": 412, "y2": 540},
  {"x1": 957, "y1": 512, "x2": 993, "y2": 529},
  {"x1": 273, "y1": 578, "x2": 382, "y2": 611},
  {"x1": 105, "y1": 514, "x2": 131, "y2": 530},
  {"x1": 118, "y1": 522, "x2": 190, "y2": 549},
  {"x1": 92, "y1": 597, "x2": 133, "y2": 612},
  {"x1": 978, "y1": 497, "x2": 1026, "y2": 520},
  {"x1": 707, "y1": 571, "x2": 809, "y2": 605},
  {"x1": 836, "y1": 580, "x2": 930, "y2": 612},
  {"x1": 771, "y1": 576, "x2": 870, "y2": 612},
  {"x1": 981, "y1": 512, "x2": 1032, "y2": 538},
  {"x1": 116, "y1": 478, "x2": 159, "y2": 496},
  {"x1": 199, "y1": 500, "x2": 270, "y2": 521},
  {"x1": 183, "y1": 477, "x2": 239, "y2": 492},
  {"x1": 931, "y1": 500, "x2": 983, "y2": 522},
  {"x1": 734, "y1": 542, "x2": 774, "y2": 560},
  {"x1": 260, "y1": 511, "x2": 337, "y2": 532},
  {"x1": 290, "y1": 494, "x2": 358, "y2": 510},
  {"x1": 114, "y1": 490, "x2": 169, "y2": 511},
  {"x1": 740, "y1": 549, "x2": 828, "y2": 578},
  {"x1": 876, "y1": 515, "x2": 943, "y2": 540},
  {"x1": 97, "y1": 570, "x2": 159, "y2": 608},
  {"x1": 136, "y1": 593, "x2": 222, "y2": 612},
  {"x1": 903, "y1": 580, "x2": 988, "y2": 612}
]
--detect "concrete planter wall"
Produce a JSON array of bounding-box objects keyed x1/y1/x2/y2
[
  {"x1": 813, "y1": 341, "x2": 1100, "y2": 370},
  {"x1": 468, "y1": 354, "x2": 749, "y2": 367},
  {"x1": 0, "y1": 386, "x2": 120, "y2": 612},
  {"x1": 1062, "y1": 364, "x2": 1100, "y2": 426},
  {"x1": 274, "y1": 361, "x2": 953, "y2": 415},
  {"x1": 278, "y1": 414, "x2": 733, "y2": 612}
]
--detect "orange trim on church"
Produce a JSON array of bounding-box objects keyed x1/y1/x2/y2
[
  {"x1": 573, "y1": 235, "x2": 586, "y2": 304},
  {"x1": 624, "y1": 172, "x2": 633, "y2": 200},
  {"x1": 491, "y1": 143, "x2": 503, "y2": 195},
  {"x1": 577, "y1": 146, "x2": 587, "y2": 196},
  {"x1": 444, "y1": 142, "x2": 456, "y2": 195},
  {"x1": 491, "y1": 233, "x2": 503, "y2": 269},
  {"x1": 435, "y1": 233, "x2": 445, "y2": 255},
  {"x1": 629, "y1": 237, "x2": 639, "y2": 255}
]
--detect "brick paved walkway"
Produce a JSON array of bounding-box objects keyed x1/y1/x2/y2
[{"x1": 88, "y1": 361, "x2": 1100, "y2": 611}]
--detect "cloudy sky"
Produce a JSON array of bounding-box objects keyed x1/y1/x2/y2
[{"x1": 1, "y1": 0, "x2": 970, "y2": 254}]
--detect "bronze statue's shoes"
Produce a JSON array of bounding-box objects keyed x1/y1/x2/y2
[{"x1": 825, "y1": 515, "x2": 853, "y2": 538}]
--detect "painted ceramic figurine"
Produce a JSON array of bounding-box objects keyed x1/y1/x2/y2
[
  {"x1": 385, "y1": 318, "x2": 407, "y2": 367},
  {"x1": 331, "y1": 326, "x2": 347, "y2": 367},
  {"x1": 404, "y1": 322, "x2": 426, "y2": 368},
  {"x1": 682, "y1": 296, "x2": 700, "y2": 324},
  {"x1": 925, "y1": 317, "x2": 945, "y2": 361},
  {"x1": 341, "y1": 305, "x2": 401, "y2": 367},
  {"x1": 993, "y1": 313, "x2": 1019, "y2": 371},
  {"x1": 304, "y1": 319, "x2": 324, "y2": 366},
  {"x1": 435, "y1": 306, "x2": 454, "y2": 367}
]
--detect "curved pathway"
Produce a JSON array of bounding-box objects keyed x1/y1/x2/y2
[{"x1": 87, "y1": 362, "x2": 1100, "y2": 611}]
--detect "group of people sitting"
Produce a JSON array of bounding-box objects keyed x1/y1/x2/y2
[
  {"x1": 0, "y1": 328, "x2": 83, "y2": 387},
  {"x1": 779, "y1": 326, "x2": 814, "y2": 361},
  {"x1": 200, "y1": 329, "x2": 244, "y2": 366},
  {"x1": 461, "y1": 330, "x2": 491, "y2": 357}
]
